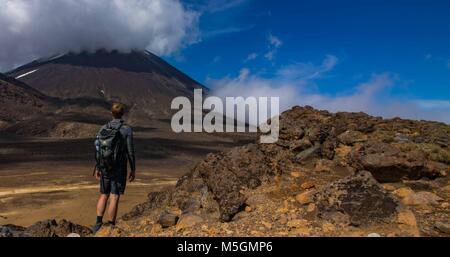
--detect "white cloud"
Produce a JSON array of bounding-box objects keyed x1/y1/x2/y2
[
  {"x1": 302, "y1": 73, "x2": 397, "y2": 114},
  {"x1": 322, "y1": 55, "x2": 339, "y2": 71},
  {"x1": 264, "y1": 34, "x2": 283, "y2": 61},
  {"x1": 209, "y1": 67, "x2": 450, "y2": 124},
  {"x1": 423, "y1": 54, "x2": 450, "y2": 70},
  {"x1": 203, "y1": 25, "x2": 254, "y2": 39},
  {"x1": 244, "y1": 53, "x2": 258, "y2": 62},
  {"x1": 205, "y1": 0, "x2": 247, "y2": 13},
  {"x1": 268, "y1": 34, "x2": 282, "y2": 48},
  {"x1": 209, "y1": 68, "x2": 300, "y2": 112},
  {"x1": 276, "y1": 55, "x2": 338, "y2": 80},
  {"x1": 415, "y1": 99, "x2": 450, "y2": 110},
  {"x1": 0, "y1": 0, "x2": 199, "y2": 71},
  {"x1": 264, "y1": 52, "x2": 275, "y2": 61}
]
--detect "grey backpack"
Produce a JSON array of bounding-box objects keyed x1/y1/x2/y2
[{"x1": 94, "y1": 122, "x2": 125, "y2": 174}]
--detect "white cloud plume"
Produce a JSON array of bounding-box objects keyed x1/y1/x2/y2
[
  {"x1": 244, "y1": 53, "x2": 258, "y2": 62},
  {"x1": 414, "y1": 99, "x2": 450, "y2": 110},
  {"x1": 277, "y1": 55, "x2": 338, "y2": 80},
  {"x1": 268, "y1": 34, "x2": 282, "y2": 48},
  {"x1": 210, "y1": 66, "x2": 450, "y2": 124},
  {"x1": 0, "y1": 0, "x2": 199, "y2": 71},
  {"x1": 204, "y1": 0, "x2": 247, "y2": 13},
  {"x1": 209, "y1": 68, "x2": 300, "y2": 112},
  {"x1": 264, "y1": 34, "x2": 283, "y2": 61},
  {"x1": 202, "y1": 25, "x2": 254, "y2": 39}
]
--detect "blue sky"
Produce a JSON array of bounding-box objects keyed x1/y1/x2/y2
[
  {"x1": 162, "y1": 0, "x2": 450, "y2": 122},
  {"x1": 1, "y1": 0, "x2": 449, "y2": 122}
]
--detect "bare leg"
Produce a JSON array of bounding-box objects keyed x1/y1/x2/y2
[
  {"x1": 107, "y1": 194, "x2": 120, "y2": 224},
  {"x1": 96, "y1": 194, "x2": 109, "y2": 217}
]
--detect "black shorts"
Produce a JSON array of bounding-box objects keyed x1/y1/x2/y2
[{"x1": 100, "y1": 173, "x2": 127, "y2": 195}]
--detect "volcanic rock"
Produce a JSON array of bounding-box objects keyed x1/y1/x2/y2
[
  {"x1": 0, "y1": 224, "x2": 27, "y2": 237},
  {"x1": 115, "y1": 106, "x2": 450, "y2": 237},
  {"x1": 349, "y1": 142, "x2": 441, "y2": 182},
  {"x1": 337, "y1": 130, "x2": 367, "y2": 145},
  {"x1": 314, "y1": 171, "x2": 399, "y2": 226},
  {"x1": 393, "y1": 187, "x2": 415, "y2": 198},
  {"x1": 25, "y1": 219, "x2": 92, "y2": 237},
  {"x1": 158, "y1": 212, "x2": 179, "y2": 228},
  {"x1": 434, "y1": 222, "x2": 450, "y2": 234},
  {"x1": 314, "y1": 159, "x2": 333, "y2": 173},
  {"x1": 176, "y1": 214, "x2": 204, "y2": 232},
  {"x1": 401, "y1": 191, "x2": 443, "y2": 207},
  {"x1": 396, "y1": 209, "x2": 418, "y2": 228},
  {"x1": 193, "y1": 144, "x2": 276, "y2": 221},
  {"x1": 296, "y1": 191, "x2": 315, "y2": 205}
]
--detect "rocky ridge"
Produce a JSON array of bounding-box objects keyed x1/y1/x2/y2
[{"x1": 2, "y1": 106, "x2": 449, "y2": 237}]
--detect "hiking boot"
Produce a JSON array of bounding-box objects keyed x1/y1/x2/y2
[
  {"x1": 105, "y1": 221, "x2": 116, "y2": 226},
  {"x1": 92, "y1": 222, "x2": 103, "y2": 234}
]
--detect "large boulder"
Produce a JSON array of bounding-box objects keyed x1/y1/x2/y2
[
  {"x1": 122, "y1": 191, "x2": 172, "y2": 221},
  {"x1": 176, "y1": 214, "x2": 204, "y2": 232},
  {"x1": 195, "y1": 144, "x2": 275, "y2": 221},
  {"x1": 158, "y1": 212, "x2": 179, "y2": 228},
  {"x1": 25, "y1": 219, "x2": 92, "y2": 237},
  {"x1": 349, "y1": 142, "x2": 441, "y2": 182},
  {"x1": 0, "y1": 224, "x2": 27, "y2": 237},
  {"x1": 314, "y1": 171, "x2": 399, "y2": 226}
]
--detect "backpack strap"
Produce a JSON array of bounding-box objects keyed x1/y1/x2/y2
[
  {"x1": 108, "y1": 120, "x2": 124, "y2": 131},
  {"x1": 117, "y1": 121, "x2": 124, "y2": 131}
]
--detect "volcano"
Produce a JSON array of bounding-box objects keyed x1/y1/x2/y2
[{"x1": 8, "y1": 50, "x2": 205, "y2": 124}]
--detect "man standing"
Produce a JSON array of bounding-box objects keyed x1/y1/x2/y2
[{"x1": 93, "y1": 103, "x2": 136, "y2": 233}]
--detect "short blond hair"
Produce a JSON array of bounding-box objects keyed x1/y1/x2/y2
[{"x1": 111, "y1": 103, "x2": 125, "y2": 119}]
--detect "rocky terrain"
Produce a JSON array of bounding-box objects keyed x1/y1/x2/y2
[
  {"x1": 108, "y1": 106, "x2": 449, "y2": 237},
  {"x1": 4, "y1": 106, "x2": 447, "y2": 237}
]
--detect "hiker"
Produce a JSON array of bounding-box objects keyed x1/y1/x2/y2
[{"x1": 92, "y1": 103, "x2": 136, "y2": 233}]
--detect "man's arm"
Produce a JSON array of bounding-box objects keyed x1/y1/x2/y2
[
  {"x1": 94, "y1": 126, "x2": 104, "y2": 179},
  {"x1": 126, "y1": 127, "x2": 136, "y2": 181}
]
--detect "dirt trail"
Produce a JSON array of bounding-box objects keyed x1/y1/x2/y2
[
  {"x1": 0, "y1": 123, "x2": 255, "y2": 227},
  {"x1": 0, "y1": 180, "x2": 176, "y2": 198},
  {"x1": 0, "y1": 162, "x2": 181, "y2": 227}
]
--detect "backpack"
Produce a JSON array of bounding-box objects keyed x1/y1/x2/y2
[{"x1": 94, "y1": 121, "x2": 126, "y2": 175}]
